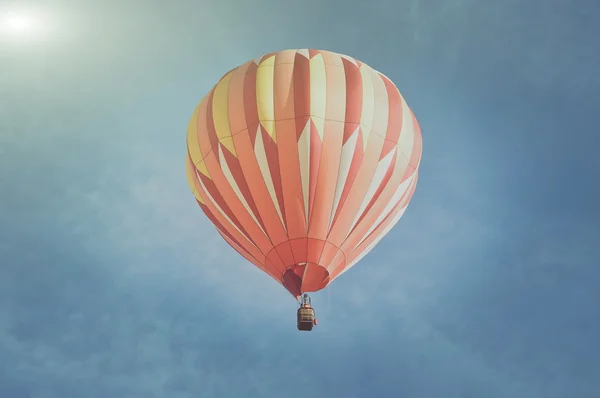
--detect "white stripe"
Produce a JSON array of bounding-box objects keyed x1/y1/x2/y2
[
  {"x1": 338, "y1": 53, "x2": 358, "y2": 66},
  {"x1": 296, "y1": 49, "x2": 310, "y2": 59},
  {"x1": 398, "y1": 97, "x2": 415, "y2": 161},
  {"x1": 329, "y1": 127, "x2": 359, "y2": 231},
  {"x1": 345, "y1": 148, "x2": 397, "y2": 240},
  {"x1": 336, "y1": 204, "x2": 407, "y2": 279},
  {"x1": 194, "y1": 168, "x2": 258, "y2": 249},
  {"x1": 354, "y1": 173, "x2": 414, "y2": 249},
  {"x1": 217, "y1": 145, "x2": 266, "y2": 236},
  {"x1": 297, "y1": 120, "x2": 311, "y2": 226}
]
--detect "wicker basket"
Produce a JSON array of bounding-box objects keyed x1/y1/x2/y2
[{"x1": 297, "y1": 307, "x2": 315, "y2": 331}]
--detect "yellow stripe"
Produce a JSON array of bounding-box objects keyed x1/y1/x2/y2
[
  {"x1": 185, "y1": 157, "x2": 205, "y2": 204},
  {"x1": 309, "y1": 53, "x2": 326, "y2": 139},
  {"x1": 256, "y1": 55, "x2": 276, "y2": 142},
  {"x1": 186, "y1": 97, "x2": 205, "y2": 166},
  {"x1": 212, "y1": 71, "x2": 237, "y2": 156},
  {"x1": 196, "y1": 158, "x2": 210, "y2": 177}
]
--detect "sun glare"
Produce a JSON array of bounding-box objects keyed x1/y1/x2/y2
[
  {"x1": 0, "y1": 8, "x2": 45, "y2": 41},
  {"x1": 7, "y1": 14, "x2": 34, "y2": 34}
]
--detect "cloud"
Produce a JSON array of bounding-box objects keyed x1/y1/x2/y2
[{"x1": 1, "y1": 0, "x2": 600, "y2": 397}]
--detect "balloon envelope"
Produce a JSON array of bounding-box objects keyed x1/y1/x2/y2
[{"x1": 186, "y1": 49, "x2": 422, "y2": 298}]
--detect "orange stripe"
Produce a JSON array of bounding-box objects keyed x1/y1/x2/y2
[
  {"x1": 260, "y1": 126, "x2": 287, "y2": 228},
  {"x1": 274, "y1": 55, "x2": 306, "y2": 239},
  {"x1": 342, "y1": 176, "x2": 418, "y2": 274},
  {"x1": 265, "y1": 246, "x2": 288, "y2": 275},
  {"x1": 231, "y1": 127, "x2": 288, "y2": 246},
  {"x1": 307, "y1": 120, "x2": 344, "y2": 239},
  {"x1": 195, "y1": 179, "x2": 265, "y2": 262},
  {"x1": 342, "y1": 59, "x2": 363, "y2": 143},
  {"x1": 340, "y1": 157, "x2": 406, "y2": 253},
  {"x1": 243, "y1": 63, "x2": 260, "y2": 144},
  {"x1": 220, "y1": 148, "x2": 267, "y2": 233},
  {"x1": 277, "y1": 119, "x2": 306, "y2": 238},
  {"x1": 330, "y1": 128, "x2": 364, "y2": 226},
  {"x1": 327, "y1": 132, "x2": 385, "y2": 246},
  {"x1": 198, "y1": 173, "x2": 249, "y2": 239},
  {"x1": 293, "y1": 52, "x2": 311, "y2": 136},
  {"x1": 318, "y1": 241, "x2": 339, "y2": 267},
  {"x1": 381, "y1": 74, "x2": 402, "y2": 144},
  {"x1": 203, "y1": 90, "x2": 220, "y2": 159},
  {"x1": 289, "y1": 237, "x2": 309, "y2": 264},
  {"x1": 228, "y1": 62, "x2": 252, "y2": 135},
  {"x1": 327, "y1": 58, "x2": 365, "y2": 226},
  {"x1": 346, "y1": 153, "x2": 398, "y2": 237},
  {"x1": 307, "y1": 238, "x2": 326, "y2": 264}
]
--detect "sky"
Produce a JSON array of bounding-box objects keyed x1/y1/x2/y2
[{"x1": 1, "y1": 0, "x2": 599, "y2": 397}]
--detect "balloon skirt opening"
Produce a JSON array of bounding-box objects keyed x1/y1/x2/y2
[{"x1": 283, "y1": 263, "x2": 330, "y2": 297}]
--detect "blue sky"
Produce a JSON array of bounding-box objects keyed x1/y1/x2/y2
[{"x1": 1, "y1": 0, "x2": 599, "y2": 397}]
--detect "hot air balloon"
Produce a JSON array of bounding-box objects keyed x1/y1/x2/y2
[{"x1": 186, "y1": 49, "x2": 422, "y2": 331}]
